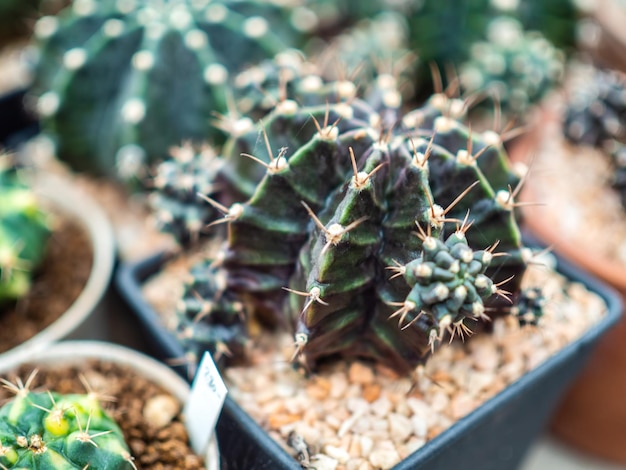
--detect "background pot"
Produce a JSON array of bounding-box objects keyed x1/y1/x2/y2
[
  {"x1": 0, "y1": 172, "x2": 116, "y2": 363},
  {"x1": 0, "y1": 340, "x2": 219, "y2": 469},
  {"x1": 512, "y1": 109, "x2": 626, "y2": 464},
  {"x1": 115, "y1": 248, "x2": 621, "y2": 470}
]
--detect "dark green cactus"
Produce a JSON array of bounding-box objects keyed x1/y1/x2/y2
[
  {"x1": 0, "y1": 384, "x2": 134, "y2": 469},
  {"x1": 563, "y1": 69, "x2": 626, "y2": 148},
  {"x1": 175, "y1": 259, "x2": 248, "y2": 367},
  {"x1": 460, "y1": 16, "x2": 565, "y2": 117},
  {"x1": 511, "y1": 0, "x2": 580, "y2": 50},
  {"x1": 31, "y1": 0, "x2": 293, "y2": 179},
  {"x1": 186, "y1": 81, "x2": 528, "y2": 373},
  {"x1": 512, "y1": 286, "x2": 545, "y2": 327},
  {"x1": 148, "y1": 143, "x2": 223, "y2": 246},
  {"x1": 0, "y1": 160, "x2": 50, "y2": 305}
]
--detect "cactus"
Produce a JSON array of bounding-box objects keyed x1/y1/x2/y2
[
  {"x1": 174, "y1": 69, "x2": 529, "y2": 373},
  {"x1": 507, "y1": 0, "x2": 580, "y2": 50},
  {"x1": 563, "y1": 69, "x2": 626, "y2": 148},
  {"x1": 175, "y1": 259, "x2": 248, "y2": 367},
  {"x1": 512, "y1": 287, "x2": 545, "y2": 327},
  {"x1": 611, "y1": 144, "x2": 626, "y2": 209},
  {"x1": 460, "y1": 16, "x2": 565, "y2": 117},
  {"x1": 31, "y1": 0, "x2": 294, "y2": 180},
  {"x1": 148, "y1": 143, "x2": 223, "y2": 246},
  {"x1": 0, "y1": 383, "x2": 134, "y2": 469},
  {"x1": 0, "y1": 160, "x2": 50, "y2": 304}
]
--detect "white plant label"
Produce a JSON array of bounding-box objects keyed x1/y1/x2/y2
[{"x1": 184, "y1": 352, "x2": 228, "y2": 454}]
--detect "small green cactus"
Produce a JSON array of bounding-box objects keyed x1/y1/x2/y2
[
  {"x1": 460, "y1": 16, "x2": 565, "y2": 117},
  {"x1": 31, "y1": 0, "x2": 294, "y2": 179},
  {"x1": 0, "y1": 378, "x2": 134, "y2": 469},
  {"x1": 512, "y1": 287, "x2": 545, "y2": 327},
  {"x1": 0, "y1": 160, "x2": 50, "y2": 305}
]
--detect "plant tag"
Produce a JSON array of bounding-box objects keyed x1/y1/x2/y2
[{"x1": 184, "y1": 352, "x2": 228, "y2": 454}]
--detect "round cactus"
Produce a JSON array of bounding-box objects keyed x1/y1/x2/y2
[
  {"x1": 0, "y1": 385, "x2": 134, "y2": 469},
  {"x1": 512, "y1": 286, "x2": 545, "y2": 327},
  {"x1": 31, "y1": 0, "x2": 294, "y2": 179},
  {"x1": 0, "y1": 160, "x2": 50, "y2": 305},
  {"x1": 460, "y1": 16, "x2": 565, "y2": 117}
]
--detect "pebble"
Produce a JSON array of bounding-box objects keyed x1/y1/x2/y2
[
  {"x1": 142, "y1": 395, "x2": 180, "y2": 429},
  {"x1": 324, "y1": 445, "x2": 350, "y2": 464},
  {"x1": 348, "y1": 362, "x2": 375, "y2": 385},
  {"x1": 310, "y1": 454, "x2": 339, "y2": 470},
  {"x1": 369, "y1": 448, "x2": 401, "y2": 469},
  {"x1": 370, "y1": 395, "x2": 392, "y2": 417},
  {"x1": 388, "y1": 413, "x2": 413, "y2": 442}
]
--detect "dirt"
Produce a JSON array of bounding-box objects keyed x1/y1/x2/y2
[
  {"x1": 0, "y1": 214, "x2": 92, "y2": 353},
  {"x1": 0, "y1": 359, "x2": 205, "y2": 469}
]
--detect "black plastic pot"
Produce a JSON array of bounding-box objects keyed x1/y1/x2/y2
[{"x1": 116, "y1": 249, "x2": 622, "y2": 470}]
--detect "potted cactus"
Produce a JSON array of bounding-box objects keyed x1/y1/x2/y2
[
  {"x1": 0, "y1": 340, "x2": 219, "y2": 469},
  {"x1": 0, "y1": 157, "x2": 116, "y2": 363},
  {"x1": 116, "y1": 60, "x2": 621, "y2": 470},
  {"x1": 514, "y1": 65, "x2": 626, "y2": 464}
]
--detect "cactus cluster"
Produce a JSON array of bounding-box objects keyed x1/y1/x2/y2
[
  {"x1": 460, "y1": 16, "x2": 565, "y2": 117},
  {"x1": 0, "y1": 380, "x2": 134, "y2": 469},
  {"x1": 159, "y1": 63, "x2": 532, "y2": 372},
  {"x1": 563, "y1": 69, "x2": 626, "y2": 210},
  {"x1": 0, "y1": 159, "x2": 50, "y2": 305},
  {"x1": 31, "y1": 0, "x2": 295, "y2": 179}
]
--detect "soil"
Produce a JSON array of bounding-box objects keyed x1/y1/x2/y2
[
  {"x1": 0, "y1": 214, "x2": 92, "y2": 353},
  {"x1": 0, "y1": 359, "x2": 205, "y2": 469}
]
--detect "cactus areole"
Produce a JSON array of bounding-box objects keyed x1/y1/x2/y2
[{"x1": 0, "y1": 387, "x2": 134, "y2": 469}]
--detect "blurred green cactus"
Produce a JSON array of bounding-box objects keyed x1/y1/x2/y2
[
  {"x1": 460, "y1": 16, "x2": 564, "y2": 117},
  {"x1": 31, "y1": 0, "x2": 294, "y2": 180},
  {"x1": 0, "y1": 160, "x2": 50, "y2": 305},
  {"x1": 0, "y1": 380, "x2": 134, "y2": 469}
]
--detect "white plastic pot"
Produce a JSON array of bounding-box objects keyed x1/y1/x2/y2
[
  {"x1": 0, "y1": 340, "x2": 220, "y2": 469},
  {"x1": 0, "y1": 173, "x2": 116, "y2": 363}
]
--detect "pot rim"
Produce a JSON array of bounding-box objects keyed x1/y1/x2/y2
[
  {"x1": 0, "y1": 172, "x2": 116, "y2": 359},
  {"x1": 0, "y1": 340, "x2": 220, "y2": 470}
]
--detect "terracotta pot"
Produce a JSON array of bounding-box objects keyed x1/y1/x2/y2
[
  {"x1": 581, "y1": 0, "x2": 626, "y2": 74},
  {"x1": 511, "y1": 107, "x2": 626, "y2": 464},
  {"x1": 0, "y1": 173, "x2": 116, "y2": 365},
  {"x1": 0, "y1": 340, "x2": 220, "y2": 469}
]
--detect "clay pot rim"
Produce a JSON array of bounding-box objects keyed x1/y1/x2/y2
[{"x1": 0, "y1": 340, "x2": 220, "y2": 470}]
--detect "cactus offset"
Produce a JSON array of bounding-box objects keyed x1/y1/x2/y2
[
  {"x1": 460, "y1": 16, "x2": 564, "y2": 117},
  {"x1": 149, "y1": 143, "x2": 223, "y2": 246},
  {"x1": 0, "y1": 377, "x2": 134, "y2": 469},
  {"x1": 0, "y1": 160, "x2": 50, "y2": 305},
  {"x1": 32, "y1": 0, "x2": 293, "y2": 179},
  {"x1": 175, "y1": 259, "x2": 248, "y2": 366}
]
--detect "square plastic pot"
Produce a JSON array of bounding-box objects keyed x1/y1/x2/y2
[{"x1": 115, "y1": 246, "x2": 622, "y2": 470}]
